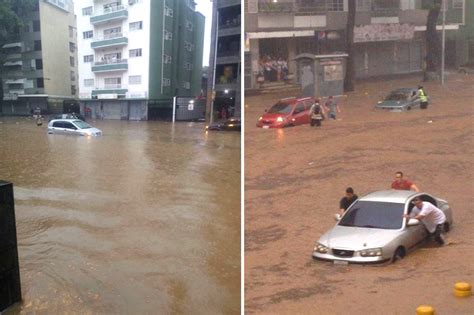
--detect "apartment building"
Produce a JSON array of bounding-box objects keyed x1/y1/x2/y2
[
  {"x1": 1, "y1": 0, "x2": 78, "y2": 115},
  {"x1": 208, "y1": 0, "x2": 241, "y2": 120},
  {"x1": 245, "y1": 0, "x2": 467, "y2": 90},
  {"x1": 75, "y1": 0, "x2": 205, "y2": 120}
]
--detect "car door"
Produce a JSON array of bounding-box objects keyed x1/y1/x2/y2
[
  {"x1": 402, "y1": 197, "x2": 429, "y2": 250},
  {"x1": 51, "y1": 121, "x2": 65, "y2": 134},
  {"x1": 291, "y1": 102, "x2": 307, "y2": 125},
  {"x1": 62, "y1": 121, "x2": 78, "y2": 135}
]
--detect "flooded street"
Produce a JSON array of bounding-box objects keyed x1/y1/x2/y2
[{"x1": 0, "y1": 118, "x2": 240, "y2": 314}]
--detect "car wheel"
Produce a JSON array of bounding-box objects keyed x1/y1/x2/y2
[{"x1": 391, "y1": 247, "x2": 406, "y2": 263}]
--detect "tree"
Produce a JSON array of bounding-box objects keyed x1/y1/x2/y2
[
  {"x1": 344, "y1": 0, "x2": 356, "y2": 92},
  {"x1": 424, "y1": 0, "x2": 442, "y2": 81}
]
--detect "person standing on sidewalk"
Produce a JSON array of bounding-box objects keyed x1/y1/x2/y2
[
  {"x1": 416, "y1": 85, "x2": 428, "y2": 109},
  {"x1": 391, "y1": 171, "x2": 420, "y2": 192},
  {"x1": 403, "y1": 197, "x2": 446, "y2": 245},
  {"x1": 324, "y1": 96, "x2": 340, "y2": 120}
]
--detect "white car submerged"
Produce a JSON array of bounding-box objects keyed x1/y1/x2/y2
[
  {"x1": 312, "y1": 190, "x2": 453, "y2": 264},
  {"x1": 48, "y1": 119, "x2": 102, "y2": 137}
]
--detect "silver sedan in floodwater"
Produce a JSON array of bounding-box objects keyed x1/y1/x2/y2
[
  {"x1": 375, "y1": 88, "x2": 421, "y2": 111},
  {"x1": 48, "y1": 119, "x2": 102, "y2": 136},
  {"x1": 312, "y1": 190, "x2": 453, "y2": 264}
]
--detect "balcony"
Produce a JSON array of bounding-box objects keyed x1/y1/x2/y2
[
  {"x1": 91, "y1": 84, "x2": 128, "y2": 97},
  {"x1": 91, "y1": 33, "x2": 128, "y2": 49},
  {"x1": 91, "y1": 59, "x2": 128, "y2": 73},
  {"x1": 3, "y1": 60, "x2": 23, "y2": 67},
  {"x1": 90, "y1": 5, "x2": 128, "y2": 25},
  {"x1": 258, "y1": 0, "x2": 294, "y2": 13},
  {"x1": 5, "y1": 53, "x2": 22, "y2": 60}
]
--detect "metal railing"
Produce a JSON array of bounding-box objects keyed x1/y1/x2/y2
[
  {"x1": 94, "y1": 58, "x2": 127, "y2": 66},
  {"x1": 92, "y1": 32, "x2": 127, "y2": 41},
  {"x1": 99, "y1": 84, "x2": 125, "y2": 89},
  {"x1": 92, "y1": 4, "x2": 127, "y2": 16},
  {"x1": 258, "y1": 0, "x2": 294, "y2": 13}
]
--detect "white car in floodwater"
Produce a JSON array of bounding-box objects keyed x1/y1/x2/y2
[
  {"x1": 47, "y1": 119, "x2": 102, "y2": 136},
  {"x1": 312, "y1": 190, "x2": 453, "y2": 264}
]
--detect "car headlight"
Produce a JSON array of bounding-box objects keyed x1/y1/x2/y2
[
  {"x1": 313, "y1": 243, "x2": 328, "y2": 254},
  {"x1": 359, "y1": 248, "x2": 383, "y2": 257},
  {"x1": 258, "y1": 116, "x2": 263, "y2": 121},
  {"x1": 276, "y1": 116, "x2": 284, "y2": 122}
]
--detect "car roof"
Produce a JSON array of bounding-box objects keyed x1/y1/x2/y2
[
  {"x1": 391, "y1": 88, "x2": 416, "y2": 93},
  {"x1": 359, "y1": 190, "x2": 420, "y2": 203},
  {"x1": 49, "y1": 119, "x2": 82, "y2": 123}
]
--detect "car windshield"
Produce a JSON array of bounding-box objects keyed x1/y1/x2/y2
[
  {"x1": 385, "y1": 92, "x2": 410, "y2": 101},
  {"x1": 338, "y1": 200, "x2": 404, "y2": 229},
  {"x1": 268, "y1": 102, "x2": 292, "y2": 114},
  {"x1": 73, "y1": 120, "x2": 92, "y2": 129}
]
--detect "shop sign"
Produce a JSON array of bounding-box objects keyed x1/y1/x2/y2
[{"x1": 354, "y1": 24, "x2": 415, "y2": 43}]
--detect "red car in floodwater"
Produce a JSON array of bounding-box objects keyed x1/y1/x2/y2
[{"x1": 256, "y1": 97, "x2": 314, "y2": 128}]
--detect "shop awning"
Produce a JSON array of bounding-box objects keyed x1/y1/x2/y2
[
  {"x1": 3, "y1": 61, "x2": 23, "y2": 66},
  {"x1": 2, "y1": 42, "x2": 22, "y2": 49},
  {"x1": 5, "y1": 79, "x2": 25, "y2": 84},
  {"x1": 246, "y1": 30, "x2": 315, "y2": 39}
]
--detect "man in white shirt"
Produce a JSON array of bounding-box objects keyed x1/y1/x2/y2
[{"x1": 403, "y1": 197, "x2": 446, "y2": 245}]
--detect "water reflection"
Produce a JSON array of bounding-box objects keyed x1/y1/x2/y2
[{"x1": 0, "y1": 117, "x2": 240, "y2": 314}]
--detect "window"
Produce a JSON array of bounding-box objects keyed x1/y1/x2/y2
[
  {"x1": 294, "y1": 103, "x2": 305, "y2": 114},
  {"x1": 34, "y1": 40, "x2": 42, "y2": 51},
  {"x1": 83, "y1": 30, "x2": 93, "y2": 39},
  {"x1": 24, "y1": 22, "x2": 30, "y2": 33},
  {"x1": 71, "y1": 85, "x2": 76, "y2": 95},
  {"x1": 104, "y1": 77, "x2": 121, "y2": 88},
  {"x1": 84, "y1": 55, "x2": 94, "y2": 63},
  {"x1": 129, "y1": 48, "x2": 142, "y2": 57},
  {"x1": 184, "y1": 41, "x2": 194, "y2": 52},
  {"x1": 82, "y1": 6, "x2": 93, "y2": 16},
  {"x1": 69, "y1": 26, "x2": 74, "y2": 38},
  {"x1": 33, "y1": 20, "x2": 40, "y2": 32},
  {"x1": 35, "y1": 59, "x2": 43, "y2": 70},
  {"x1": 52, "y1": 121, "x2": 64, "y2": 128},
  {"x1": 327, "y1": 0, "x2": 344, "y2": 11},
  {"x1": 25, "y1": 80, "x2": 34, "y2": 89},
  {"x1": 183, "y1": 81, "x2": 190, "y2": 89},
  {"x1": 164, "y1": 30, "x2": 173, "y2": 40},
  {"x1": 184, "y1": 62, "x2": 193, "y2": 70},
  {"x1": 70, "y1": 56, "x2": 75, "y2": 67},
  {"x1": 163, "y1": 55, "x2": 172, "y2": 64},
  {"x1": 37, "y1": 78, "x2": 44, "y2": 88},
  {"x1": 452, "y1": 0, "x2": 463, "y2": 9},
  {"x1": 129, "y1": 21, "x2": 143, "y2": 31},
  {"x1": 63, "y1": 122, "x2": 77, "y2": 130},
  {"x1": 162, "y1": 78, "x2": 171, "y2": 86},
  {"x1": 84, "y1": 79, "x2": 94, "y2": 87},
  {"x1": 165, "y1": 6, "x2": 173, "y2": 17},
  {"x1": 372, "y1": 0, "x2": 399, "y2": 10},
  {"x1": 104, "y1": 27, "x2": 121, "y2": 39},
  {"x1": 69, "y1": 42, "x2": 75, "y2": 53},
  {"x1": 70, "y1": 71, "x2": 75, "y2": 81},
  {"x1": 356, "y1": 0, "x2": 371, "y2": 11},
  {"x1": 129, "y1": 75, "x2": 141, "y2": 84},
  {"x1": 186, "y1": 21, "x2": 193, "y2": 31}
]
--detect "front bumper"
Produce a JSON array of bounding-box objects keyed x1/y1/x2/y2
[
  {"x1": 312, "y1": 251, "x2": 390, "y2": 264},
  {"x1": 256, "y1": 122, "x2": 286, "y2": 128}
]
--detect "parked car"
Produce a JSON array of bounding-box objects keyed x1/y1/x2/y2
[
  {"x1": 47, "y1": 119, "x2": 102, "y2": 136},
  {"x1": 257, "y1": 96, "x2": 314, "y2": 128},
  {"x1": 206, "y1": 117, "x2": 241, "y2": 131},
  {"x1": 312, "y1": 190, "x2": 453, "y2": 264},
  {"x1": 375, "y1": 88, "x2": 423, "y2": 111},
  {"x1": 458, "y1": 62, "x2": 474, "y2": 74}
]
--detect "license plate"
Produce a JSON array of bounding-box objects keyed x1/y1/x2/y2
[
  {"x1": 262, "y1": 125, "x2": 270, "y2": 129},
  {"x1": 333, "y1": 260, "x2": 348, "y2": 265}
]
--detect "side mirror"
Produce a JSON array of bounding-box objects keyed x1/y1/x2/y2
[
  {"x1": 334, "y1": 213, "x2": 341, "y2": 221},
  {"x1": 407, "y1": 218, "x2": 420, "y2": 226}
]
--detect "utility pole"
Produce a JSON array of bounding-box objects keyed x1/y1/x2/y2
[{"x1": 441, "y1": 0, "x2": 446, "y2": 85}]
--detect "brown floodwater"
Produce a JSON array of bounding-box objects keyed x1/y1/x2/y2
[{"x1": 0, "y1": 117, "x2": 240, "y2": 314}]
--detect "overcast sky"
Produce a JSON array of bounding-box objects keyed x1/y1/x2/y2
[{"x1": 195, "y1": 0, "x2": 213, "y2": 67}]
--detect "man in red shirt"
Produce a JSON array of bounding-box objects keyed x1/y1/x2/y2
[{"x1": 391, "y1": 171, "x2": 419, "y2": 192}]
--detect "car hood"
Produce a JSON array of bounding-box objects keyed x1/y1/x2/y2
[
  {"x1": 376, "y1": 100, "x2": 410, "y2": 107},
  {"x1": 82, "y1": 128, "x2": 101, "y2": 134},
  {"x1": 261, "y1": 113, "x2": 288, "y2": 120},
  {"x1": 318, "y1": 225, "x2": 402, "y2": 250}
]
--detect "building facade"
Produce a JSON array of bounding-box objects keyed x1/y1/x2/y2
[
  {"x1": 245, "y1": 0, "x2": 467, "y2": 90},
  {"x1": 1, "y1": 0, "x2": 78, "y2": 115},
  {"x1": 75, "y1": 0, "x2": 205, "y2": 120},
  {"x1": 207, "y1": 0, "x2": 241, "y2": 121}
]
